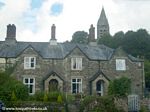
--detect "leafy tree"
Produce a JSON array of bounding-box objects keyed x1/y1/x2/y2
[
  {"x1": 108, "y1": 77, "x2": 131, "y2": 97},
  {"x1": 112, "y1": 31, "x2": 124, "y2": 48},
  {"x1": 97, "y1": 34, "x2": 113, "y2": 47},
  {"x1": 71, "y1": 31, "x2": 88, "y2": 44},
  {"x1": 122, "y1": 29, "x2": 150, "y2": 58}
]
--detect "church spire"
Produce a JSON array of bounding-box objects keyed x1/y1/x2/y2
[{"x1": 97, "y1": 7, "x2": 109, "y2": 39}]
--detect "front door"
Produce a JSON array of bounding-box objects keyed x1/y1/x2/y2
[
  {"x1": 96, "y1": 80, "x2": 104, "y2": 96},
  {"x1": 49, "y1": 79, "x2": 58, "y2": 92}
]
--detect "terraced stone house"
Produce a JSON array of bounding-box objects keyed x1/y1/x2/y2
[{"x1": 0, "y1": 8, "x2": 144, "y2": 97}]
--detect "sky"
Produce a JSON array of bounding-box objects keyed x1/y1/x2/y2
[{"x1": 0, "y1": 0, "x2": 150, "y2": 42}]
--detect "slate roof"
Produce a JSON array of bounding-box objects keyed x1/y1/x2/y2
[
  {"x1": 0, "y1": 41, "x2": 142, "y2": 62},
  {"x1": 0, "y1": 41, "x2": 114, "y2": 60},
  {"x1": 128, "y1": 54, "x2": 143, "y2": 62}
]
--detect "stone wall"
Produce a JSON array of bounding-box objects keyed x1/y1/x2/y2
[{"x1": 9, "y1": 46, "x2": 144, "y2": 97}]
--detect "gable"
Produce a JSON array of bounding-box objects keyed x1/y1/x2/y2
[
  {"x1": 89, "y1": 70, "x2": 110, "y2": 82},
  {"x1": 111, "y1": 47, "x2": 143, "y2": 62},
  {"x1": 18, "y1": 45, "x2": 42, "y2": 58},
  {"x1": 66, "y1": 46, "x2": 89, "y2": 59}
]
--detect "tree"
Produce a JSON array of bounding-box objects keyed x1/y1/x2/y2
[
  {"x1": 97, "y1": 34, "x2": 113, "y2": 47},
  {"x1": 71, "y1": 31, "x2": 88, "y2": 44},
  {"x1": 112, "y1": 31, "x2": 124, "y2": 48},
  {"x1": 122, "y1": 29, "x2": 150, "y2": 58},
  {"x1": 108, "y1": 77, "x2": 131, "y2": 97}
]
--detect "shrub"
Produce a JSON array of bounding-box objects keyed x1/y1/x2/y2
[
  {"x1": 0, "y1": 72, "x2": 29, "y2": 101},
  {"x1": 11, "y1": 91, "x2": 17, "y2": 101},
  {"x1": 48, "y1": 91, "x2": 60, "y2": 102},
  {"x1": 108, "y1": 77, "x2": 131, "y2": 97},
  {"x1": 57, "y1": 95, "x2": 63, "y2": 104},
  {"x1": 80, "y1": 96, "x2": 125, "y2": 112},
  {"x1": 34, "y1": 91, "x2": 45, "y2": 101},
  {"x1": 43, "y1": 93, "x2": 48, "y2": 102}
]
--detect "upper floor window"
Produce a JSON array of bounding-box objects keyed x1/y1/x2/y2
[
  {"x1": 24, "y1": 57, "x2": 36, "y2": 69},
  {"x1": 71, "y1": 78, "x2": 82, "y2": 94},
  {"x1": 23, "y1": 77, "x2": 35, "y2": 95},
  {"x1": 71, "y1": 58, "x2": 82, "y2": 70},
  {"x1": 116, "y1": 59, "x2": 126, "y2": 71}
]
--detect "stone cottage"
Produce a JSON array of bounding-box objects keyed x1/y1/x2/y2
[{"x1": 0, "y1": 8, "x2": 144, "y2": 97}]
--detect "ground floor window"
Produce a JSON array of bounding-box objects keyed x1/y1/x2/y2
[
  {"x1": 23, "y1": 78, "x2": 35, "y2": 95},
  {"x1": 96, "y1": 80, "x2": 104, "y2": 96},
  {"x1": 71, "y1": 78, "x2": 82, "y2": 94}
]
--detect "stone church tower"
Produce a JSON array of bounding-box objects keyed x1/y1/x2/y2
[{"x1": 97, "y1": 7, "x2": 109, "y2": 38}]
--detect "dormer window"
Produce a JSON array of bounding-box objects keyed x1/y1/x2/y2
[
  {"x1": 24, "y1": 57, "x2": 36, "y2": 69},
  {"x1": 71, "y1": 58, "x2": 82, "y2": 70},
  {"x1": 116, "y1": 59, "x2": 126, "y2": 71}
]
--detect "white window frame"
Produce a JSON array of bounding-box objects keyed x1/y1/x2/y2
[
  {"x1": 116, "y1": 59, "x2": 126, "y2": 71},
  {"x1": 24, "y1": 57, "x2": 36, "y2": 69},
  {"x1": 71, "y1": 57, "x2": 82, "y2": 70},
  {"x1": 71, "y1": 78, "x2": 82, "y2": 94},
  {"x1": 23, "y1": 77, "x2": 35, "y2": 95}
]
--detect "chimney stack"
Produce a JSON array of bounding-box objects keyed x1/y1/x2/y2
[
  {"x1": 5, "y1": 24, "x2": 16, "y2": 44},
  {"x1": 50, "y1": 24, "x2": 57, "y2": 45},
  {"x1": 6, "y1": 24, "x2": 16, "y2": 38},
  {"x1": 51, "y1": 24, "x2": 56, "y2": 40},
  {"x1": 88, "y1": 24, "x2": 95, "y2": 42},
  {"x1": 88, "y1": 24, "x2": 97, "y2": 46}
]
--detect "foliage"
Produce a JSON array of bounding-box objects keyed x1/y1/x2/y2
[
  {"x1": 0, "y1": 72, "x2": 29, "y2": 101},
  {"x1": 71, "y1": 31, "x2": 88, "y2": 44},
  {"x1": 97, "y1": 34, "x2": 113, "y2": 48},
  {"x1": 34, "y1": 91, "x2": 45, "y2": 101},
  {"x1": 57, "y1": 94, "x2": 63, "y2": 104},
  {"x1": 11, "y1": 91, "x2": 17, "y2": 101},
  {"x1": 80, "y1": 96, "x2": 125, "y2": 112},
  {"x1": 48, "y1": 91, "x2": 60, "y2": 102},
  {"x1": 43, "y1": 93, "x2": 48, "y2": 102},
  {"x1": 140, "y1": 105, "x2": 149, "y2": 112},
  {"x1": 122, "y1": 29, "x2": 150, "y2": 58},
  {"x1": 108, "y1": 77, "x2": 131, "y2": 97},
  {"x1": 65, "y1": 94, "x2": 75, "y2": 103},
  {"x1": 80, "y1": 95, "x2": 96, "y2": 111},
  {"x1": 33, "y1": 91, "x2": 64, "y2": 102},
  {"x1": 145, "y1": 60, "x2": 150, "y2": 89},
  {"x1": 97, "y1": 29, "x2": 150, "y2": 59},
  {"x1": 112, "y1": 31, "x2": 124, "y2": 48}
]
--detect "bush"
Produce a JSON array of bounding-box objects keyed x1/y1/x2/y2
[
  {"x1": 0, "y1": 72, "x2": 29, "y2": 101},
  {"x1": 11, "y1": 91, "x2": 17, "y2": 101},
  {"x1": 48, "y1": 91, "x2": 60, "y2": 102},
  {"x1": 57, "y1": 95, "x2": 63, "y2": 104},
  {"x1": 43, "y1": 93, "x2": 48, "y2": 102},
  {"x1": 108, "y1": 77, "x2": 131, "y2": 97},
  {"x1": 140, "y1": 105, "x2": 149, "y2": 112},
  {"x1": 34, "y1": 91, "x2": 45, "y2": 101},
  {"x1": 80, "y1": 96, "x2": 125, "y2": 112}
]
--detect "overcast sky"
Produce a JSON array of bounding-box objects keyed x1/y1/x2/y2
[{"x1": 0, "y1": 0, "x2": 150, "y2": 42}]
